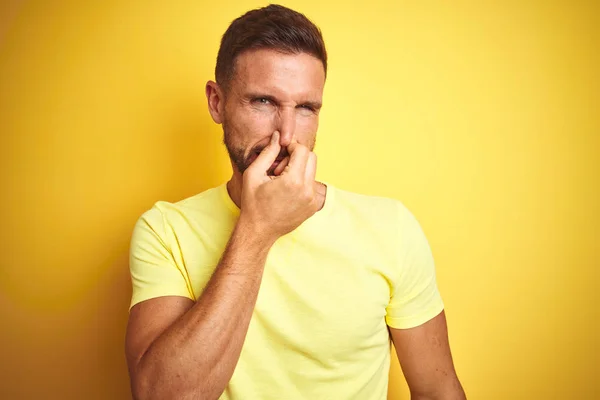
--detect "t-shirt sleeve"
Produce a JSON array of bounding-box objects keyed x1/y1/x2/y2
[
  {"x1": 129, "y1": 206, "x2": 194, "y2": 310},
  {"x1": 385, "y1": 202, "x2": 444, "y2": 329}
]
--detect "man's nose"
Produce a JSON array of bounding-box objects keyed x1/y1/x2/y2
[{"x1": 276, "y1": 107, "x2": 296, "y2": 147}]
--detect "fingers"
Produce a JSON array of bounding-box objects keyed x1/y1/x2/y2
[
  {"x1": 304, "y1": 152, "x2": 317, "y2": 183},
  {"x1": 273, "y1": 156, "x2": 289, "y2": 176},
  {"x1": 247, "y1": 131, "x2": 281, "y2": 176},
  {"x1": 284, "y1": 141, "x2": 310, "y2": 179}
]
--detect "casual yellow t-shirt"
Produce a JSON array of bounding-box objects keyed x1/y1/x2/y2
[{"x1": 129, "y1": 182, "x2": 444, "y2": 400}]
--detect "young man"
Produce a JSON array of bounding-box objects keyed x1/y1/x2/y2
[{"x1": 125, "y1": 4, "x2": 465, "y2": 400}]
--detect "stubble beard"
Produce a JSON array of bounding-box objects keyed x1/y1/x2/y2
[{"x1": 222, "y1": 121, "x2": 250, "y2": 175}]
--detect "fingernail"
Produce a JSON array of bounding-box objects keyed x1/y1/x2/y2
[{"x1": 271, "y1": 131, "x2": 279, "y2": 144}]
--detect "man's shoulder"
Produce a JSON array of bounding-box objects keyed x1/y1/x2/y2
[
  {"x1": 329, "y1": 184, "x2": 420, "y2": 229},
  {"x1": 136, "y1": 184, "x2": 229, "y2": 228},
  {"x1": 330, "y1": 185, "x2": 403, "y2": 214}
]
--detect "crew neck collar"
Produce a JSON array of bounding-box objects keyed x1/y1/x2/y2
[{"x1": 219, "y1": 181, "x2": 335, "y2": 227}]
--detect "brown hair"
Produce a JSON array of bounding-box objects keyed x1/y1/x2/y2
[{"x1": 215, "y1": 4, "x2": 327, "y2": 91}]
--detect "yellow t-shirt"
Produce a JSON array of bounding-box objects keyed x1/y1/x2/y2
[{"x1": 129, "y1": 182, "x2": 444, "y2": 400}]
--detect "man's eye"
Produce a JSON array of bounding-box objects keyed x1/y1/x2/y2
[
  {"x1": 298, "y1": 104, "x2": 316, "y2": 113},
  {"x1": 254, "y1": 98, "x2": 271, "y2": 105}
]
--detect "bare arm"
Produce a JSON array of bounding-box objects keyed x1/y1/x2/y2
[
  {"x1": 390, "y1": 311, "x2": 466, "y2": 400},
  {"x1": 126, "y1": 219, "x2": 275, "y2": 400},
  {"x1": 125, "y1": 131, "x2": 320, "y2": 400}
]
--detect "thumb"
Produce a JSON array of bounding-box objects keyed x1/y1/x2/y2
[{"x1": 247, "y1": 131, "x2": 280, "y2": 176}]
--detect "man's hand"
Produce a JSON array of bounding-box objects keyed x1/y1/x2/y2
[{"x1": 239, "y1": 131, "x2": 319, "y2": 242}]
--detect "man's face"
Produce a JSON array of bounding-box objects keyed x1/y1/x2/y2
[{"x1": 220, "y1": 49, "x2": 325, "y2": 175}]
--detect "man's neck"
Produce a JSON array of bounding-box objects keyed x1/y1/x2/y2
[
  {"x1": 226, "y1": 172, "x2": 327, "y2": 212},
  {"x1": 226, "y1": 172, "x2": 244, "y2": 210}
]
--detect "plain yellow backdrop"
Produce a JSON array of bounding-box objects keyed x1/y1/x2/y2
[{"x1": 1, "y1": 1, "x2": 598, "y2": 399}]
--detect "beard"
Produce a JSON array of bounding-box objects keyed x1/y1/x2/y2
[
  {"x1": 223, "y1": 121, "x2": 254, "y2": 175},
  {"x1": 222, "y1": 119, "x2": 316, "y2": 176}
]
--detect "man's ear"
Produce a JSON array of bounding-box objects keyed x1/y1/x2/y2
[{"x1": 206, "y1": 80, "x2": 225, "y2": 124}]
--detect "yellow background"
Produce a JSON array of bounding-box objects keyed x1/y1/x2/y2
[{"x1": 1, "y1": 1, "x2": 598, "y2": 399}]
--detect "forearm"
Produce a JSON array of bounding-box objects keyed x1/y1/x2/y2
[
  {"x1": 133, "y1": 218, "x2": 275, "y2": 400},
  {"x1": 410, "y1": 378, "x2": 466, "y2": 400},
  {"x1": 412, "y1": 395, "x2": 465, "y2": 400}
]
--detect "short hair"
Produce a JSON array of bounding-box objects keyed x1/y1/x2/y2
[{"x1": 215, "y1": 4, "x2": 327, "y2": 91}]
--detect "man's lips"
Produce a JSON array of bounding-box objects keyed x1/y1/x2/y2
[
  {"x1": 248, "y1": 149, "x2": 287, "y2": 175},
  {"x1": 251, "y1": 150, "x2": 288, "y2": 163},
  {"x1": 269, "y1": 157, "x2": 285, "y2": 170}
]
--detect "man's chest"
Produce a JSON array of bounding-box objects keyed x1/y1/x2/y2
[
  {"x1": 250, "y1": 236, "x2": 393, "y2": 364},
  {"x1": 170, "y1": 224, "x2": 394, "y2": 359}
]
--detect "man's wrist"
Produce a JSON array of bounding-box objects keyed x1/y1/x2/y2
[{"x1": 234, "y1": 214, "x2": 278, "y2": 252}]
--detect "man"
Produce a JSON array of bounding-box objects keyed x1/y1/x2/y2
[{"x1": 125, "y1": 4, "x2": 465, "y2": 400}]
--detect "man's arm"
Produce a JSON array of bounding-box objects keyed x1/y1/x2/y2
[
  {"x1": 125, "y1": 132, "x2": 321, "y2": 400},
  {"x1": 390, "y1": 311, "x2": 466, "y2": 400},
  {"x1": 126, "y1": 219, "x2": 274, "y2": 400}
]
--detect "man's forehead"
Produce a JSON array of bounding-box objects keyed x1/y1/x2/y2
[{"x1": 232, "y1": 49, "x2": 325, "y2": 96}]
